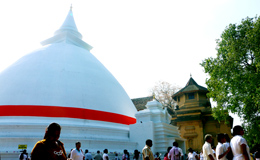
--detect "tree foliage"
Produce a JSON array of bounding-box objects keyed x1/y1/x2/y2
[
  {"x1": 201, "y1": 16, "x2": 260, "y2": 148},
  {"x1": 151, "y1": 81, "x2": 180, "y2": 110}
]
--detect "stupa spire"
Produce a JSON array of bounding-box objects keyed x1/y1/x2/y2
[
  {"x1": 54, "y1": 6, "x2": 82, "y2": 38},
  {"x1": 41, "y1": 6, "x2": 92, "y2": 51}
]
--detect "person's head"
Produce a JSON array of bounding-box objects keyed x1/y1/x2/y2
[
  {"x1": 104, "y1": 149, "x2": 108, "y2": 154},
  {"x1": 115, "y1": 153, "x2": 118, "y2": 156},
  {"x1": 134, "y1": 150, "x2": 140, "y2": 157},
  {"x1": 22, "y1": 150, "x2": 27, "y2": 154},
  {"x1": 146, "y1": 139, "x2": 153, "y2": 147},
  {"x1": 75, "y1": 142, "x2": 81, "y2": 150},
  {"x1": 124, "y1": 149, "x2": 128, "y2": 154},
  {"x1": 233, "y1": 125, "x2": 244, "y2": 136},
  {"x1": 167, "y1": 147, "x2": 172, "y2": 153},
  {"x1": 44, "y1": 122, "x2": 61, "y2": 141},
  {"x1": 173, "y1": 141, "x2": 178, "y2": 147},
  {"x1": 217, "y1": 133, "x2": 226, "y2": 143},
  {"x1": 85, "y1": 149, "x2": 89, "y2": 154},
  {"x1": 224, "y1": 133, "x2": 230, "y2": 143},
  {"x1": 156, "y1": 152, "x2": 160, "y2": 156},
  {"x1": 205, "y1": 134, "x2": 213, "y2": 143},
  {"x1": 188, "y1": 148, "x2": 193, "y2": 153},
  {"x1": 97, "y1": 150, "x2": 100, "y2": 154}
]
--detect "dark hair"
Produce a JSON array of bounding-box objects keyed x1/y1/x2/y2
[
  {"x1": 233, "y1": 125, "x2": 243, "y2": 136},
  {"x1": 173, "y1": 142, "x2": 178, "y2": 147},
  {"x1": 97, "y1": 150, "x2": 100, "y2": 154},
  {"x1": 44, "y1": 122, "x2": 61, "y2": 139},
  {"x1": 124, "y1": 149, "x2": 128, "y2": 154},
  {"x1": 217, "y1": 133, "x2": 225, "y2": 142},
  {"x1": 167, "y1": 147, "x2": 172, "y2": 153},
  {"x1": 134, "y1": 150, "x2": 140, "y2": 159},
  {"x1": 85, "y1": 149, "x2": 88, "y2": 153},
  {"x1": 224, "y1": 133, "x2": 230, "y2": 142},
  {"x1": 146, "y1": 139, "x2": 152, "y2": 146},
  {"x1": 188, "y1": 148, "x2": 193, "y2": 153},
  {"x1": 76, "y1": 142, "x2": 81, "y2": 146},
  {"x1": 104, "y1": 149, "x2": 108, "y2": 153}
]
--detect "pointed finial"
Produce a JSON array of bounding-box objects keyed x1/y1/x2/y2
[
  {"x1": 152, "y1": 92, "x2": 156, "y2": 100},
  {"x1": 70, "y1": 4, "x2": 73, "y2": 11},
  {"x1": 190, "y1": 73, "x2": 192, "y2": 77}
]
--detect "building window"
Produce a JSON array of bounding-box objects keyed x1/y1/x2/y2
[{"x1": 188, "y1": 93, "x2": 195, "y2": 99}]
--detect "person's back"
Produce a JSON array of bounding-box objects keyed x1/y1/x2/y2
[
  {"x1": 169, "y1": 146, "x2": 180, "y2": 160},
  {"x1": 94, "y1": 151, "x2": 103, "y2": 160},
  {"x1": 230, "y1": 126, "x2": 250, "y2": 160},
  {"x1": 85, "y1": 152, "x2": 93, "y2": 160}
]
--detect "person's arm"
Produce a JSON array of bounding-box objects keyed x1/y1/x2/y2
[
  {"x1": 106, "y1": 155, "x2": 109, "y2": 160},
  {"x1": 217, "y1": 147, "x2": 231, "y2": 159},
  {"x1": 70, "y1": 150, "x2": 75, "y2": 160},
  {"x1": 168, "y1": 150, "x2": 172, "y2": 160},
  {"x1": 31, "y1": 143, "x2": 45, "y2": 160},
  {"x1": 241, "y1": 144, "x2": 249, "y2": 160},
  {"x1": 195, "y1": 154, "x2": 199, "y2": 160},
  {"x1": 208, "y1": 154, "x2": 215, "y2": 160}
]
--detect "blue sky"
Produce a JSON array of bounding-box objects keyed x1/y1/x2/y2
[{"x1": 0, "y1": 0, "x2": 259, "y2": 125}]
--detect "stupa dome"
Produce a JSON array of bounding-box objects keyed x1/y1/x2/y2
[{"x1": 0, "y1": 8, "x2": 136, "y2": 125}]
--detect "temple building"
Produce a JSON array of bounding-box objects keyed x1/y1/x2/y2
[{"x1": 171, "y1": 77, "x2": 233, "y2": 151}]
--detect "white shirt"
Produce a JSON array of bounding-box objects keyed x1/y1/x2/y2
[
  {"x1": 103, "y1": 153, "x2": 109, "y2": 160},
  {"x1": 71, "y1": 148, "x2": 84, "y2": 160},
  {"x1": 188, "y1": 152, "x2": 197, "y2": 160},
  {"x1": 230, "y1": 135, "x2": 250, "y2": 160},
  {"x1": 19, "y1": 153, "x2": 28, "y2": 160},
  {"x1": 216, "y1": 142, "x2": 226, "y2": 160},
  {"x1": 203, "y1": 141, "x2": 216, "y2": 160},
  {"x1": 200, "y1": 152, "x2": 204, "y2": 160},
  {"x1": 223, "y1": 142, "x2": 230, "y2": 152},
  {"x1": 178, "y1": 148, "x2": 184, "y2": 156}
]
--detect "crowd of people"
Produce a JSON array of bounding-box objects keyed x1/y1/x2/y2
[{"x1": 22, "y1": 123, "x2": 259, "y2": 160}]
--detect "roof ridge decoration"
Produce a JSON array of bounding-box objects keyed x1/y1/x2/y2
[{"x1": 41, "y1": 7, "x2": 93, "y2": 51}]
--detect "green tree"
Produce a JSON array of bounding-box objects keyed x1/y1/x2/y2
[{"x1": 201, "y1": 16, "x2": 260, "y2": 149}]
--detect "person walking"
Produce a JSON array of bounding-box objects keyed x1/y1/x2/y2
[
  {"x1": 19, "y1": 150, "x2": 28, "y2": 160},
  {"x1": 31, "y1": 122, "x2": 67, "y2": 160},
  {"x1": 71, "y1": 142, "x2": 84, "y2": 160},
  {"x1": 202, "y1": 134, "x2": 215, "y2": 160},
  {"x1": 230, "y1": 125, "x2": 250, "y2": 160},
  {"x1": 142, "y1": 139, "x2": 154, "y2": 160},
  {"x1": 216, "y1": 133, "x2": 231, "y2": 160},
  {"x1": 103, "y1": 149, "x2": 109, "y2": 160},
  {"x1": 168, "y1": 142, "x2": 181, "y2": 160}
]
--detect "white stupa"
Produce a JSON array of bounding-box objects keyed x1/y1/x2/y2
[
  {"x1": 0, "y1": 7, "x2": 185, "y2": 160},
  {"x1": 0, "y1": 7, "x2": 138, "y2": 159}
]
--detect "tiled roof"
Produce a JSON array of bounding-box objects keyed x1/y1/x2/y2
[
  {"x1": 131, "y1": 96, "x2": 153, "y2": 111},
  {"x1": 172, "y1": 77, "x2": 208, "y2": 98}
]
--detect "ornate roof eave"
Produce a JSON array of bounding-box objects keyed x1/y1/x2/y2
[{"x1": 172, "y1": 89, "x2": 209, "y2": 100}]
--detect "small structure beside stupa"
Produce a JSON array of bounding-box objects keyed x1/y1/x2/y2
[{"x1": 171, "y1": 76, "x2": 233, "y2": 151}]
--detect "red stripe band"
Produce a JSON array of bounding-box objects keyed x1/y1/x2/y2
[{"x1": 0, "y1": 105, "x2": 136, "y2": 125}]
